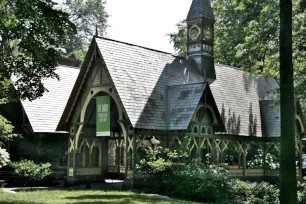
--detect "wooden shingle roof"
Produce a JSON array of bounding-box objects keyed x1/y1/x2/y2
[
  {"x1": 20, "y1": 65, "x2": 80, "y2": 133},
  {"x1": 58, "y1": 37, "x2": 279, "y2": 137},
  {"x1": 95, "y1": 38, "x2": 278, "y2": 136}
]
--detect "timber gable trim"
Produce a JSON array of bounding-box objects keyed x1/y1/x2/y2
[{"x1": 57, "y1": 37, "x2": 131, "y2": 131}]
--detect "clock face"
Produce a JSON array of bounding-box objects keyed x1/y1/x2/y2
[
  {"x1": 203, "y1": 26, "x2": 212, "y2": 41},
  {"x1": 189, "y1": 25, "x2": 200, "y2": 41}
]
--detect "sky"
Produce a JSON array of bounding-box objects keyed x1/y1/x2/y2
[{"x1": 105, "y1": 0, "x2": 193, "y2": 53}]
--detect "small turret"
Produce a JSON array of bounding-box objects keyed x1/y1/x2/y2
[{"x1": 186, "y1": 0, "x2": 216, "y2": 83}]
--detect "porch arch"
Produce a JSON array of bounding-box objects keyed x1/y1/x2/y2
[
  {"x1": 296, "y1": 115, "x2": 304, "y2": 134},
  {"x1": 192, "y1": 104, "x2": 218, "y2": 124},
  {"x1": 74, "y1": 87, "x2": 127, "y2": 150}
]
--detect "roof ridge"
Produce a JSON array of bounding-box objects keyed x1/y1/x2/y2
[
  {"x1": 167, "y1": 81, "x2": 205, "y2": 87},
  {"x1": 95, "y1": 36, "x2": 185, "y2": 58},
  {"x1": 216, "y1": 63, "x2": 248, "y2": 73},
  {"x1": 57, "y1": 64, "x2": 80, "y2": 69}
]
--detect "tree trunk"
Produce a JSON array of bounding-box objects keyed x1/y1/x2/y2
[{"x1": 279, "y1": 0, "x2": 296, "y2": 203}]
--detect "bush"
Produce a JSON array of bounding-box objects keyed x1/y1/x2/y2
[
  {"x1": 0, "y1": 147, "x2": 10, "y2": 168},
  {"x1": 247, "y1": 149, "x2": 280, "y2": 170},
  {"x1": 15, "y1": 135, "x2": 67, "y2": 163},
  {"x1": 9, "y1": 160, "x2": 53, "y2": 186},
  {"x1": 298, "y1": 182, "x2": 306, "y2": 204},
  {"x1": 135, "y1": 137, "x2": 188, "y2": 175},
  {"x1": 229, "y1": 179, "x2": 279, "y2": 204},
  {"x1": 162, "y1": 159, "x2": 232, "y2": 203}
]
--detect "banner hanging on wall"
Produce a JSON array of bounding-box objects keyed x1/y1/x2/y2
[{"x1": 96, "y1": 96, "x2": 110, "y2": 136}]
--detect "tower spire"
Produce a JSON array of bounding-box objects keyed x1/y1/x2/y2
[
  {"x1": 186, "y1": 0, "x2": 216, "y2": 83},
  {"x1": 187, "y1": 0, "x2": 215, "y2": 21},
  {"x1": 95, "y1": 24, "x2": 98, "y2": 36}
]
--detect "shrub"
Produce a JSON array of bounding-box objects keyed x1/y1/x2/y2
[
  {"x1": 9, "y1": 160, "x2": 53, "y2": 186},
  {"x1": 136, "y1": 137, "x2": 188, "y2": 175},
  {"x1": 247, "y1": 149, "x2": 280, "y2": 170},
  {"x1": 0, "y1": 147, "x2": 10, "y2": 168},
  {"x1": 162, "y1": 159, "x2": 232, "y2": 203},
  {"x1": 229, "y1": 179, "x2": 279, "y2": 204},
  {"x1": 298, "y1": 182, "x2": 306, "y2": 204},
  {"x1": 15, "y1": 135, "x2": 67, "y2": 163}
]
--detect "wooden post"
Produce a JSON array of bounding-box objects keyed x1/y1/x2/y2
[
  {"x1": 89, "y1": 140, "x2": 92, "y2": 168},
  {"x1": 118, "y1": 136, "x2": 121, "y2": 174},
  {"x1": 299, "y1": 141, "x2": 303, "y2": 181},
  {"x1": 243, "y1": 153, "x2": 246, "y2": 177},
  {"x1": 220, "y1": 138, "x2": 224, "y2": 164},
  {"x1": 132, "y1": 133, "x2": 137, "y2": 171},
  {"x1": 263, "y1": 142, "x2": 266, "y2": 178},
  {"x1": 243, "y1": 143, "x2": 246, "y2": 176},
  {"x1": 73, "y1": 137, "x2": 78, "y2": 178},
  {"x1": 125, "y1": 134, "x2": 128, "y2": 177},
  {"x1": 73, "y1": 150, "x2": 77, "y2": 177},
  {"x1": 197, "y1": 137, "x2": 201, "y2": 158},
  {"x1": 212, "y1": 138, "x2": 217, "y2": 164},
  {"x1": 67, "y1": 137, "x2": 71, "y2": 169}
]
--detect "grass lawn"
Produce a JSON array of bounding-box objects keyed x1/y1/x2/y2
[{"x1": 0, "y1": 189, "x2": 200, "y2": 204}]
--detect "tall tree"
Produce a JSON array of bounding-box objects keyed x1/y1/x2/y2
[
  {"x1": 279, "y1": 0, "x2": 296, "y2": 203},
  {"x1": 0, "y1": 0, "x2": 75, "y2": 167},
  {"x1": 61, "y1": 0, "x2": 108, "y2": 61}
]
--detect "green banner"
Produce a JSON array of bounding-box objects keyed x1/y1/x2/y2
[{"x1": 96, "y1": 96, "x2": 110, "y2": 136}]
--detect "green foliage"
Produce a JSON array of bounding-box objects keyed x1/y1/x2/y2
[
  {"x1": 163, "y1": 164, "x2": 281, "y2": 203},
  {"x1": 136, "y1": 137, "x2": 188, "y2": 175},
  {"x1": 0, "y1": 190, "x2": 198, "y2": 204},
  {"x1": 0, "y1": 115, "x2": 16, "y2": 143},
  {"x1": 0, "y1": 0, "x2": 76, "y2": 101},
  {"x1": 0, "y1": 115, "x2": 16, "y2": 168},
  {"x1": 298, "y1": 182, "x2": 306, "y2": 204},
  {"x1": 162, "y1": 160, "x2": 231, "y2": 203},
  {"x1": 10, "y1": 160, "x2": 53, "y2": 184},
  {"x1": 15, "y1": 135, "x2": 67, "y2": 163},
  {"x1": 229, "y1": 179, "x2": 280, "y2": 204},
  {"x1": 247, "y1": 149, "x2": 280, "y2": 169},
  {"x1": 167, "y1": 20, "x2": 187, "y2": 56},
  {"x1": 0, "y1": 147, "x2": 10, "y2": 168},
  {"x1": 0, "y1": 0, "x2": 74, "y2": 168},
  {"x1": 168, "y1": 0, "x2": 306, "y2": 112},
  {"x1": 61, "y1": 0, "x2": 108, "y2": 61},
  {"x1": 135, "y1": 139, "x2": 306, "y2": 203}
]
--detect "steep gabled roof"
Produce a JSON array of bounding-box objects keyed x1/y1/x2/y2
[
  {"x1": 168, "y1": 83, "x2": 207, "y2": 130},
  {"x1": 210, "y1": 65, "x2": 278, "y2": 136},
  {"x1": 20, "y1": 65, "x2": 80, "y2": 133},
  {"x1": 58, "y1": 37, "x2": 278, "y2": 137},
  {"x1": 168, "y1": 82, "x2": 226, "y2": 131},
  {"x1": 95, "y1": 37, "x2": 204, "y2": 130},
  {"x1": 187, "y1": 0, "x2": 215, "y2": 21}
]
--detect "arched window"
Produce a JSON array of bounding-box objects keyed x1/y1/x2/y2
[
  {"x1": 80, "y1": 141, "x2": 90, "y2": 168},
  {"x1": 194, "y1": 106, "x2": 214, "y2": 123},
  {"x1": 191, "y1": 106, "x2": 215, "y2": 136},
  {"x1": 91, "y1": 146, "x2": 100, "y2": 167},
  {"x1": 69, "y1": 152, "x2": 74, "y2": 167}
]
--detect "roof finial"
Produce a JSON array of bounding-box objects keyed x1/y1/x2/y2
[{"x1": 95, "y1": 24, "x2": 98, "y2": 36}]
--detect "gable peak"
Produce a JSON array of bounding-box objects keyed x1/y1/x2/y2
[{"x1": 187, "y1": 0, "x2": 215, "y2": 21}]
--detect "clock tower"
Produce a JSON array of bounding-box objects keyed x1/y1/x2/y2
[{"x1": 187, "y1": 0, "x2": 216, "y2": 83}]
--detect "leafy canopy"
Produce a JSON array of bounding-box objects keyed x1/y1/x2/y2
[
  {"x1": 0, "y1": 0, "x2": 75, "y2": 167},
  {"x1": 0, "y1": 0, "x2": 76, "y2": 101},
  {"x1": 60, "y1": 0, "x2": 108, "y2": 61},
  {"x1": 169, "y1": 0, "x2": 306, "y2": 108}
]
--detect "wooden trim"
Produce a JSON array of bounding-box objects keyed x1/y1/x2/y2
[{"x1": 57, "y1": 38, "x2": 96, "y2": 131}]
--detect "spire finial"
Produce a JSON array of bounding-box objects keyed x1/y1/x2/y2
[{"x1": 95, "y1": 25, "x2": 98, "y2": 36}]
